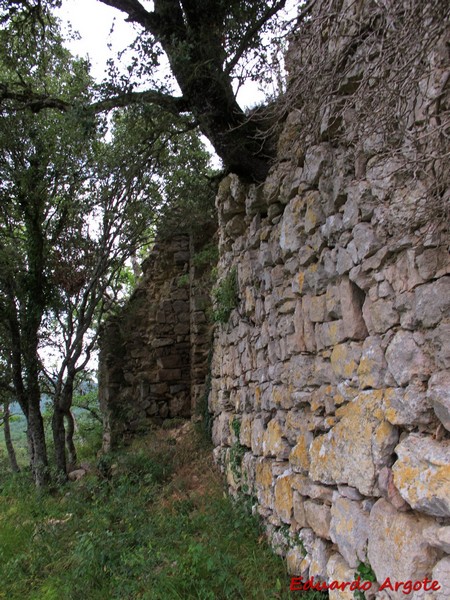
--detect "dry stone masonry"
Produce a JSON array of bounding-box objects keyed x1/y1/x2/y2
[{"x1": 209, "y1": 0, "x2": 450, "y2": 597}]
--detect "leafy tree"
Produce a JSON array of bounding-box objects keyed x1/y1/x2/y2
[
  {"x1": 0, "y1": 6, "x2": 216, "y2": 483},
  {"x1": 1, "y1": 0, "x2": 305, "y2": 182},
  {"x1": 0, "y1": 13, "x2": 99, "y2": 484}
]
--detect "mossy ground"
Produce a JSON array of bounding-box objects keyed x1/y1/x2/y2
[{"x1": 0, "y1": 421, "x2": 327, "y2": 599}]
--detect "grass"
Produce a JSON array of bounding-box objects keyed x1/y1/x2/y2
[{"x1": 0, "y1": 421, "x2": 328, "y2": 599}]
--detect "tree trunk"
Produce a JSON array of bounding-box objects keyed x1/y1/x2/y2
[
  {"x1": 27, "y1": 398, "x2": 49, "y2": 487},
  {"x1": 3, "y1": 403, "x2": 20, "y2": 473},
  {"x1": 65, "y1": 409, "x2": 77, "y2": 469},
  {"x1": 52, "y1": 405, "x2": 67, "y2": 477},
  {"x1": 52, "y1": 373, "x2": 76, "y2": 477}
]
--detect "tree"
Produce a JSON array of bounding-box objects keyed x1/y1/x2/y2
[
  {"x1": 95, "y1": 0, "x2": 297, "y2": 181},
  {"x1": 1, "y1": 0, "x2": 303, "y2": 182},
  {"x1": 0, "y1": 351, "x2": 20, "y2": 473},
  {"x1": 0, "y1": 16, "x2": 98, "y2": 484},
  {"x1": 0, "y1": 7, "x2": 216, "y2": 482}
]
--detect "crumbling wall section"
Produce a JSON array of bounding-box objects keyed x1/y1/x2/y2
[{"x1": 99, "y1": 235, "x2": 194, "y2": 449}]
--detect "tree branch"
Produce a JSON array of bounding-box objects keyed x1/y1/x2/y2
[
  {"x1": 90, "y1": 89, "x2": 188, "y2": 116},
  {"x1": 225, "y1": 0, "x2": 287, "y2": 76},
  {"x1": 1, "y1": 81, "x2": 189, "y2": 119},
  {"x1": 98, "y1": 0, "x2": 159, "y2": 31},
  {"x1": 0, "y1": 84, "x2": 70, "y2": 112}
]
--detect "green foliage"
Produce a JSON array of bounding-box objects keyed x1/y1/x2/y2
[
  {"x1": 192, "y1": 243, "x2": 219, "y2": 269},
  {"x1": 177, "y1": 273, "x2": 190, "y2": 288},
  {"x1": 0, "y1": 425, "x2": 325, "y2": 600},
  {"x1": 212, "y1": 267, "x2": 239, "y2": 323},
  {"x1": 228, "y1": 418, "x2": 246, "y2": 482},
  {"x1": 354, "y1": 561, "x2": 376, "y2": 600}
]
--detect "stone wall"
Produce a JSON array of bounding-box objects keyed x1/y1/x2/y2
[
  {"x1": 209, "y1": 0, "x2": 450, "y2": 597},
  {"x1": 99, "y1": 235, "x2": 212, "y2": 450}
]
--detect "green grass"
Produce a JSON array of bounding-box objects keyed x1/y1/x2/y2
[{"x1": 0, "y1": 423, "x2": 327, "y2": 600}]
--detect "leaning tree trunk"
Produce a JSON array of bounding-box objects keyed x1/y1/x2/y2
[
  {"x1": 52, "y1": 405, "x2": 67, "y2": 478},
  {"x1": 27, "y1": 396, "x2": 49, "y2": 487},
  {"x1": 3, "y1": 403, "x2": 20, "y2": 473},
  {"x1": 52, "y1": 373, "x2": 76, "y2": 477},
  {"x1": 65, "y1": 409, "x2": 77, "y2": 469}
]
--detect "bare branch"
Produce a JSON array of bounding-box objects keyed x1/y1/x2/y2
[{"x1": 225, "y1": 0, "x2": 287, "y2": 76}]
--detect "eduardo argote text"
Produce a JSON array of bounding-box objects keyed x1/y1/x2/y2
[{"x1": 290, "y1": 575, "x2": 442, "y2": 595}]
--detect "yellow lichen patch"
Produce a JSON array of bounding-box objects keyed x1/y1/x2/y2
[
  {"x1": 310, "y1": 391, "x2": 397, "y2": 495},
  {"x1": 274, "y1": 474, "x2": 294, "y2": 522},
  {"x1": 330, "y1": 343, "x2": 358, "y2": 378},
  {"x1": 240, "y1": 414, "x2": 253, "y2": 447},
  {"x1": 297, "y1": 271, "x2": 305, "y2": 294},
  {"x1": 290, "y1": 435, "x2": 311, "y2": 473},
  {"x1": 263, "y1": 419, "x2": 290, "y2": 458},
  {"x1": 357, "y1": 356, "x2": 378, "y2": 388},
  {"x1": 255, "y1": 459, "x2": 273, "y2": 488}
]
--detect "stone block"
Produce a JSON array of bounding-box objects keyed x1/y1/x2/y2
[
  {"x1": 326, "y1": 554, "x2": 355, "y2": 600},
  {"x1": 325, "y1": 284, "x2": 342, "y2": 319},
  {"x1": 385, "y1": 330, "x2": 432, "y2": 386},
  {"x1": 330, "y1": 343, "x2": 361, "y2": 379},
  {"x1": 392, "y1": 433, "x2": 450, "y2": 518},
  {"x1": 280, "y1": 195, "x2": 306, "y2": 255},
  {"x1": 362, "y1": 297, "x2": 400, "y2": 334},
  {"x1": 289, "y1": 433, "x2": 312, "y2": 474},
  {"x1": 427, "y1": 370, "x2": 450, "y2": 431},
  {"x1": 309, "y1": 294, "x2": 327, "y2": 322},
  {"x1": 415, "y1": 277, "x2": 450, "y2": 328},
  {"x1": 432, "y1": 557, "x2": 450, "y2": 600},
  {"x1": 352, "y1": 222, "x2": 381, "y2": 260},
  {"x1": 383, "y1": 382, "x2": 433, "y2": 425},
  {"x1": 255, "y1": 458, "x2": 275, "y2": 509},
  {"x1": 377, "y1": 467, "x2": 410, "y2": 512},
  {"x1": 315, "y1": 320, "x2": 347, "y2": 349},
  {"x1": 415, "y1": 246, "x2": 450, "y2": 280},
  {"x1": 336, "y1": 246, "x2": 355, "y2": 275},
  {"x1": 309, "y1": 391, "x2": 398, "y2": 495},
  {"x1": 286, "y1": 546, "x2": 308, "y2": 577},
  {"x1": 310, "y1": 538, "x2": 333, "y2": 582},
  {"x1": 304, "y1": 191, "x2": 325, "y2": 234},
  {"x1": 239, "y1": 413, "x2": 253, "y2": 447},
  {"x1": 274, "y1": 472, "x2": 294, "y2": 523},
  {"x1": 293, "y1": 490, "x2": 307, "y2": 527},
  {"x1": 291, "y1": 474, "x2": 334, "y2": 503},
  {"x1": 212, "y1": 412, "x2": 233, "y2": 447},
  {"x1": 304, "y1": 500, "x2": 332, "y2": 539},
  {"x1": 423, "y1": 525, "x2": 450, "y2": 554},
  {"x1": 368, "y1": 499, "x2": 440, "y2": 600},
  {"x1": 262, "y1": 418, "x2": 291, "y2": 460},
  {"x1": 358, "y1": 336, "x2": 390, "y2": 389},
  {"x1": 425, "y1": 322, "x2": 450, "y2": 370},
  {"x1": 303, "y1": 144, "x2": 333, "y2": 185},
  {"x1": 251, "y1": 417, "x2": 265, "y2": 455},
  {"x1": 330, "y1": 497, "x2": 370, "y2": 568}
]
